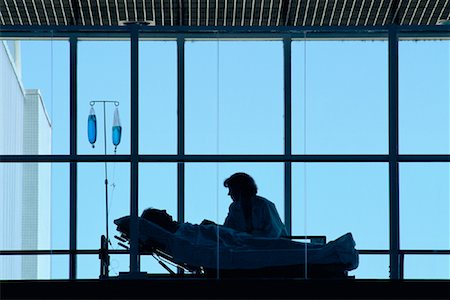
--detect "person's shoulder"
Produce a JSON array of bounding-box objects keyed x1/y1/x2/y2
[
  {"x1": 255, "y1": 195, "x2": 275, "y2": 206},
  {"x1": 229, "y1": 201, "x2": 240, "y2": 209}
]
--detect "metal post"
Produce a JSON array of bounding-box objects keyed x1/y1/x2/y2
[
  {"x1": 176, "y1": 37, "x2": 185, "y2": 275},
  {"x1": 69, "y1": 35, "x2": 78, "y2": 280},
  {"x1": 283, "y1": 37, "x2": 292, "y2": 235},
  {"x1": 102, "y1": 102, "x2": 109, "y2": 277},
  {"x1": 177, "y1": 37, "x2": 185, "y2": 224},
  {"x1": 129, "y1": 25, "x2": 140, "y2": 274},
  {"x1": 388, "y1": 25, "x2": 400, "y2": 280}
]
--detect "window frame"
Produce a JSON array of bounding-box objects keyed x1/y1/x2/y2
[{"x1": 1, "y1": 25, "x2": 450, "y2": 280}]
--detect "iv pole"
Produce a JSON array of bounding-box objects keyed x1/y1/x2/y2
[{"x1": 89, "y1": 100, "x2": 120, "y2": 278}]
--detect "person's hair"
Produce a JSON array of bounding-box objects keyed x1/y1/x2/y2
[
  {"x1": 141, "y1": 208, "x2": 179, "y2": 233},
  {"x1": 223, "y1": 172, "x2": 258, "y2": 198}
]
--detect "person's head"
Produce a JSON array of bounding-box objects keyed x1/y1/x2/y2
[
  {"x1": 141, "y1": 208, "x2": 180, "y2": 233},
  {"x1": 223, "y1": 172, "x2": 258, "y2": 202}
]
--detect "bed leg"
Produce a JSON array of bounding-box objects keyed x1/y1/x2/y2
[{"x1": 99, "y1": 235, "x2": 110, "y2": 279}]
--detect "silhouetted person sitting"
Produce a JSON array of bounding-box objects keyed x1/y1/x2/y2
[{"x1": 220, "y1": 172, "x2": 287, "y2": 238}]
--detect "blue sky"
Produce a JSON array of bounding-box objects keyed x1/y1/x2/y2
[{"x1": 11, "y1": 36, "x2": 450, "y2": 279}]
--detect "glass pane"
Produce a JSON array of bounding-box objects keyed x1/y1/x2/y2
[
  {"x1": 399, "y1": 39, "x2": 450, "y2": 154},
  {"x1": 292, "y1": 39, "x2": 388, "y2": 154},
  {"x1": 350, "y1": 255, "x2": 389, "y2": 279},
  {"x1": 0, "y1": 163, "x2": 23, "y2": 252},
  {"x1": 77, "y1": 40, "x2": 130, "y2": 155},
  {"x1": 0, "y1": 162, "x2": 68, "y2": 279},
  {"x1": 0, "y1": 39, "x2": 69, "y2": 155},
  {"x1": 185, "y1": 40, "x2": 284, "y2": 154},
  {"x1": 292, "y1": 163, "x2": 389, "y2": 250},
  {"x1": 404, "y1": 255, "x2": 450, "y2": 279},
  {"x1": 108, "y1": 254, "x2": 130, "y2": 277},
  {"x1": 51, "y1": 255, "x2": 70, "y2": 279},
  {"x1": 77, "y1": 163, "x2": 130, "y2": 250},
  {"x1": 141, "y1": 255, "x2": 177, "y2": 275},
  {"x1": 0, "y1": 255, "x2": 22, "y2": 280},
  {"x1": 0, "y1": 163, "x2": 69, "y2": 251},
  {"x1": 185, "y1": 163, "x2": 286, "y2": 276},
  {"x1": 400, "y1": 163, "x2": 450, "y2": 250},
  {"x1": 139, "y1": 163, "x2": 177, "y2": 217},
  {"x1": 77, "y1": 254, "x2": 100, "y2": 279},
  {"x1": 0, "y1": 255, "x2": 54, "y2": 280},
  {"x1": 185, "y1": 163, "x2": 285, "y2": 225},
  {"x1": 78, "y1": 254, "x2": 130, "y2": 279},
  {"x1": 139, "y1": 40, "x2": 177, "y2": 154}
]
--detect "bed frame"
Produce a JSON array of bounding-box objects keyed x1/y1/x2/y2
[{"x1": 100, "y1": 224, "x2": 354, "y2": 279}]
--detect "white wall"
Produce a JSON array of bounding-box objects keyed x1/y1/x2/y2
[
  {"x1": 22, "y1": 90, "x2": 52, "y2": 279},
  {"x1": 0, "y1": 41, "x2": 24, "y2": 279},
  {"x1": 0, "y1": 42, "x2": 52, "y2": 280}
]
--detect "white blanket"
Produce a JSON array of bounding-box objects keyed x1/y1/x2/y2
[{"x1": 115, "y1": 217, "x2": 359, "y2": 271}]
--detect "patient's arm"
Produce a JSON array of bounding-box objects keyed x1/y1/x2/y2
[{"x1": 200, "y1": 219, "x2": 216, "y2": 225}]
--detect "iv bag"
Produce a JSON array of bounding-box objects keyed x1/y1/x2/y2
[
  {"x1": 88, "y1": 107, "x2": 97, "y2": 148},
  {"x1": 112, "y1": 107, "x2": 122, "y2": 149}
]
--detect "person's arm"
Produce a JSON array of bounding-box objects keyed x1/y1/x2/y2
[
  {"x1": 223, "y1": 202, "x2": 239, "y2": 229},
  {"x1": 200, "y1": 219, "x2": 216, "y2": 225}
]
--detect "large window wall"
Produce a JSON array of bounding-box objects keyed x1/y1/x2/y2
[{"x1": 1, "y1": 27, "x2": 449, "y2": 280}]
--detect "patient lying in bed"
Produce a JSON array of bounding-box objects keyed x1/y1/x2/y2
[{"x1": 114, "y1": 208, "x2": 359, "y2": 272}]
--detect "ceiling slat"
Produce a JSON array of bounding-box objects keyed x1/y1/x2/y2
[
  {"x1": 355, "y1": 0, "x2": 366, "y2": 26},
  {"x1": 198, "y1": 0, "x2": 201, "y2": 26},
  {"x1": 0, "y1": 4, "x2": 5, "y2": 25},
  {"x1": 400, "y1": 0, "x2": 412, "y2": 25},
  {"x1": 258, "y1": 0, "x2": 264, "y2": 26},
  {"x1": 437, "y1": 0, "x2": 449, "y2": 22},
  {"x1": 241, "y1": 0, "x2": 247, "y2": 26},
  {"x1": 11, "y1": 0, "x2": 23, "y2": 25},
  {"x1": 31, "y1": 0, "x2": 41, "y2": 25},
  {"x1": 408, "y1": 0, "x2": 421, "y2": 25},
  {"x1": 338, "y1": 0, "x2": 348, "y2": 26},
  {"x1": 20, "y1": 0, "x2": 31, "y2": 25},
  {"x1": 310, "y1": 0, "x2": 319, "y2": 25},
  {"x1": 48, "y1": 0, "x2": 58, "y2": 25},
  {"x1": 59, "y1": 0, "x2": 68, "y2": 25},
  {"x1": 418, "y1": 0, "x2": 430, "y2": 25}
]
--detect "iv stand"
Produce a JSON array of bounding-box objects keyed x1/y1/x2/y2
[{"x1": 90, "y1": 100, "x2": 119, "y2": 279}]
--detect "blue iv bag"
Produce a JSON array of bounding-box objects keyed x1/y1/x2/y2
[
  {"x1": 112, "y1": 107, "x2": 122, "y2": 149},
  {"x1": 112, "y1": 126, "x2": 122, "y2": 146},
  {"x1": 88, "y1": 107, "x2": 97, "y2": 147}
]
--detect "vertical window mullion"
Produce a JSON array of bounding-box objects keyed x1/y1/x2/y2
[
  {"x1": 177, "y1": 37, "x2": 185, "y2": 224},
  {"x1": 129, "y1": 26, "x2": 140, "y2": 274},
  {"x1": 389, "y1": 26, "x2": 400, "y2": 280},
  {"x1": 69, "y1": 35, "x2": 77, "y2": 280},
  {"x1": 284, "y1": 37, "x2": 292, "y2": 235}
]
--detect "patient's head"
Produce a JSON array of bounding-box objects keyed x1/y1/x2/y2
[{"x1": 141, "y1": 208, "x2": 180, "y2": 233}]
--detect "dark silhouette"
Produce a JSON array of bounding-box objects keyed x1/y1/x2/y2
[
  {"x1": 141, "y1": 208, "x2": 180, "y2": 233},
  {"x1": 143, "y1": 173, "x2": 287, "y2": 238},
  {"x1": 219, "y1": 172, "x2": 288, "y2": 237}
]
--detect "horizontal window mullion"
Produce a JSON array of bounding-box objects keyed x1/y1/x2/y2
[
  {"x1": 344, "y1": 250, "x2": 450, "y2": 255},
  {"x1": 0, "y1": 249, "x2": 159, "y2": 256},
  {"x1": 3, "y1": 249, "x2": 450, "y2": 256},
  {"x1": 0, "y1": 155, "x2": 130, "y2": 162},
  {"x1": 0, "y1": 249, "x2": 128, "y2": 255},
  {"x1": 140, "y1": 155, "x2": 390, "y2": 162},
  {"x1": 6, "y1": 154, "x2": 450, "y2": 163},
  {"x1": 398, "y1": 155, "x2": 450, "y2": 162},
  {"x1": 0, "y1": 25, "x2": 449, "y2": 36}
]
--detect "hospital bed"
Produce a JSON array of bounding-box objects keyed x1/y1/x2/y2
[{"x1": 112, "y1": 216, "x2": 359, "y2": 279}]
